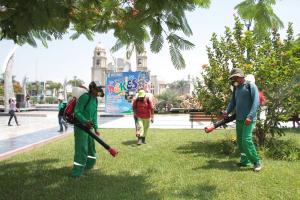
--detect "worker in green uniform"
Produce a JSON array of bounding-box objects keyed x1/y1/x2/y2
[
  {"x1": 223, "y1": 68, "x2": 262, "y2": 172},
  {"x1": 71, "y1": 81, "x2": 104, "y2": 177}
]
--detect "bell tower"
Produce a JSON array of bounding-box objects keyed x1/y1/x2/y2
[
  {"x1": 91, "y1": 43, "x2": 107, "y2": 86},
  {"x1": 136, "y1": 51, "x2": 148, "y2": 71}
]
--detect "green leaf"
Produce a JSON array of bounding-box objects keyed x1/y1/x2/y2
[
  {"x1": 193, "y1": 0, "x2": 211, "y2": 8},
  {"x1": 69, "y1": 32, "x2": 81, "y2": 40},
  {"x1": 111, "y1": 39, "x2": 125, "y2": 53},
  {"x1": 126, "y1": 44, "x2": 134, "y2": 59},
  {"x1": 83, "y1": 30, "x2": 94, "y2": 41},
  {"x1": 179, "y1": 14, "x2": 193, "y2": 36},
  {"x1": 167, "y1": 33, "x2": 195, "y2": 50},
  {"x1": 150, "y1": 34, "x2": 164, "y2": 53},
  {"x1": 169, "y1": 44, "x2": 185, "y2": 69}
]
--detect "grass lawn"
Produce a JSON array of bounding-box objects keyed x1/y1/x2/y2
[{"x1": 0, "y1": 128, "x2": 299, "y2": 200}]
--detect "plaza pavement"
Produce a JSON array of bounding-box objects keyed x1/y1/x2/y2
[{"x1": 0, "y1": 111, "x2": 212, "y2": 160}]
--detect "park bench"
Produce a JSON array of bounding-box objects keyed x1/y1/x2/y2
[
  {"x1": 288, "y1": 115, "x2": 300, "y2": 128},
  {"x1": 189, "y1": 112, "x2": 216, "y2": 128}
]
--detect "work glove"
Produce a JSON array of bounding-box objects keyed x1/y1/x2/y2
[
  {"x1": 95, "y1": 130, "x2": 100, "y2": 136},
  {"x1": 86, "y1": 121, "x2": 93, "y2": 129},
  {"x1": 244, "y1": 118, "x2": 252, "y2": 126},
  {"x1": 221, "y1": 111, "x2": 228, "y2": 119}
]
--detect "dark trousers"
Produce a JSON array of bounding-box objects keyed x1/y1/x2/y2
[
  {"x1": 8, "y1": 110, "x2": 18, "y2": 125},
  {"x1": 58, "y1": 115, "x2": 68, "y2": 131}
]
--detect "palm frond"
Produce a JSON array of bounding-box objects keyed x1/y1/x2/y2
[
  {"x1": 126, "y1": 44, "x2": 134, "y2": 59},
  {"x1": 111, "y1": 39, "x2": 125, "y2": 53},
  {"x1": 83, "y1": 30, "x2": 94, "y2": 41},
  {"x1": 193, "y1": 0, "x2": 211, "y2": 8},
  {"x1": 70, "y1": 32, "x2": 81, "y2": 40},
  {"x1": 167, "y1": 33, "x2": 195, "y2": 50},
  {"x1": 150, "y1": 34, "x2": 164, "y2": 53},
  {"x1": 26, "y1": 33, "x2": 37, "y2": 47},
  {"x1": 235, "y1": 0, "x2": 256, "y2": 20},
  {"x1": 169, "y1": 44, "x2": 185, "y2": 69},
  {"x1": 179, "y1": 14, "x2": 193, "y2": 36}
]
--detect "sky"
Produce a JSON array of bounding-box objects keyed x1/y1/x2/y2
[{"x1": 1, "y1": 0, "x2": 300, "y2": 85}]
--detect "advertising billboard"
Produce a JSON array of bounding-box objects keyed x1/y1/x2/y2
[{"x1": 105, "y1": 71, "x2": 150, "y2": 114}]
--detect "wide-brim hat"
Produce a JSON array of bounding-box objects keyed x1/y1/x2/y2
[
  {"x1": 229, "y1": 68, "x2": 245, "y2": 79},
  {"x1": 138, "y1": 90, "x2": 146, "y2": 98},
  {"x1": 89, "y1": 81, "x2": 102, "y2": 92}
]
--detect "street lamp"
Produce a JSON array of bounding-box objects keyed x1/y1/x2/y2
[{"x1": 74, "y1": 76, "x2": 77, "y2": 87}]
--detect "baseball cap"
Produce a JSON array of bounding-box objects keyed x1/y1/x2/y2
[{"x1": 138, "y1": 90, "x2": 146, "y2": 98}]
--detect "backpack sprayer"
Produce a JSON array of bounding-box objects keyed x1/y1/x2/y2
[{"x1": 64, "y1": 85, "x2": 118, "y2": 157}]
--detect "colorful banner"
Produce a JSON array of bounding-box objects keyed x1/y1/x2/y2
[{"x1": 105, "y1": 71, "x2": 150, "y2": 114}]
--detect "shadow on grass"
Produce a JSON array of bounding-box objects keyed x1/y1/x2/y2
[
  {"x1": 0, "y1": 159, "x2": 160, "y2": 200},
  {"x1": 176, "y1": 141, "x2": 244, "y2": 171},
  {"x1": 193, "y1": 159, "x2": 251, "y2": 172},
  {"x1": 176, "y1": 140, "x2": 237, "y2": 159},
  {"x1": 121, "y1": 139, "x2": 138, "y2": 147},
  {"x1": 177, "y1": 183, "x2": 217, "y2": 200}
]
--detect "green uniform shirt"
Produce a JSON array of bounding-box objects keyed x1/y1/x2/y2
[{"x1": 74, "y1": 93, "x2": 98, "y2": 130}]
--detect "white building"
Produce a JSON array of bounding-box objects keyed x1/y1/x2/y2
[
  {"x1": 90, "y1": 43, "x2": 166, "y2": 95},
  {"x1": 91, "y1": 43, "x2": 148, "y2": 86},
  {"x1": 91, "y1": 43, "x2": 107, "y2": 86}
]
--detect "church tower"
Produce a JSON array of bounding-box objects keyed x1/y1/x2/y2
[
  {"x1": 136, "y1": 51, "x2": 148, "y2": 71},
  {"x1": 91, "y1": 43, "x2": 107, "y2": 86}
]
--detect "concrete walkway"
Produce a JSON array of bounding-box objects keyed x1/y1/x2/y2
[{"x1": 0, "y1": 111, "x2": 69, "y2": 159}]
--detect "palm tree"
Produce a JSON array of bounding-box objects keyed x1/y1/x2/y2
[
  {"x1": 168, "y1": 80, "x2": 190, "y2": 96},
  {"x1": 177, "y1": 80, "x2": 190, "y2": 96},
  {"x1": 156, "y1": 90, "x2": 179, "y2": 112},
  {"x1": 235, "y1": 0, "x2": 283, "y2": 39},
  {"x1": 68, "y1": 78, "x2": 84, "y2": 87}
]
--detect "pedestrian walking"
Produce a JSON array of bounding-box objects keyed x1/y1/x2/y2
[
  {"x1": 8, "y1": 97, "x2": 20, "y2": 126},
  {"x1": 57, "y1": 97, "x2": 68, "y2": 132},
  {"x1": 132, "y1": 89, "x2": 154, "y2": 145}
]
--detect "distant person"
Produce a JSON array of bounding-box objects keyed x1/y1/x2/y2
[
  {"x1": 57, "y1": 97, "x2": 68, "y2": 132},
  {"x1": 132, "y1": 89, "x2": 154, "y2": 145},
  {"x1": 132, "y1": 88, "x2": 154, "y2": 137},
  {"x1": 71, "y1": 81, "x2": 104, "y2": 178},
  {"x1": 26, "y1": 94, "x2": 30, "y2": 108},
  {"x1": 223, "y1": 68, "x2": 262, "y2": 172},
  {"x1": 8, "y1": 98, "x2": 20, "y2": 126}
]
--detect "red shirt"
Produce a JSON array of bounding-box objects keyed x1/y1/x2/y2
[{"x1": 133, "y1": 97, "x2": 153, "y2": 119}]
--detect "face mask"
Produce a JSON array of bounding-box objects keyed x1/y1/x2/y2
[{"x1": 232, "y1": 81, "x2": 239, "y2": 87}]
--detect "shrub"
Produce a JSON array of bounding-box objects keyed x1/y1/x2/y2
[
  {"x1": 265, "y1": 138, "x2": 300, "y2": 161},
  {"x1": 220, "y1": 135, "x2": 237, "y2": 155},
  {"x1": 30, "y1": 96, "x2": 38, "y2": 105},
  {"x1": 45, "y1": 96, "x2": 56, "y2": 104}
]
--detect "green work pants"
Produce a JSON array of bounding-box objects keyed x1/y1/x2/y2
[
  {"x1": 71, "y1": 127, "x2": 96, "y2": 177},
  {"x1": 236, "y1": 120, "x2": 260, "y2": 165},
  {"x1": 137, "y1": 118, "x2": 150, "y2": 138}
]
